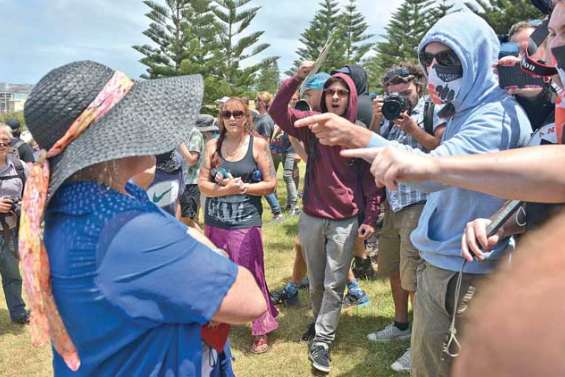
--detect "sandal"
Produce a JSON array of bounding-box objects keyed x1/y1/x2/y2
[{"x1": 250, "y1": 335, "x2": 269, "y2": 354}]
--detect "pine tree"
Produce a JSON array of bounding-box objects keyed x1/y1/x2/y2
[
  {"x1": 339, "y1": 0, "x2": 374, "y2": 63},
  {"x1": 133, "y1": 0, "x2": 193, "y2": 78},
  {"x1": 179, "y1": 0, "x2": 222, "y2": 77},
  {"x1": 465, "y1": 0, "x2": 543, "y2": 35},
  {"x1": 254, "y1": 60, "x2": 281, "y2": 94},
  {"x1": 211, "y1": 0, "x2": 275, "y2": 94},
  {"x1": 428, "y1": 0, "x2": 455, "y2": 27},
  {"x1": 287, "y1": 0, "x2": 344, "y2": 75},
  {"x1": 364, "y1": 0, "x2": 433, "y2": 89}
]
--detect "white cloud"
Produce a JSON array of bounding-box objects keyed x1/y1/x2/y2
[{"x1": 2, "y1": 0, "x2": 464, "y2": 84}]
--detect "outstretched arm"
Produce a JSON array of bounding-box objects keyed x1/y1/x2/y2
[{"x1": 342, "y1": 145, "x2": 565, "y2": 204}]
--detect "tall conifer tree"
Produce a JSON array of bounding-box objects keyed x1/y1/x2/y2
[
  {"x1": 288, "y1": 0, "x2": 343, "y2": 74},
  {"x1": 211, "y1": 0, "x2": 275, "y2": 92},
  {"x1": 340, "y1": 0, "x2": 374, "y2": 63},
  {"x1": 364, "y1": 0, "x2": 433, "y2": 89},
  {"x1": 133, "y1": 0, "x2": 193, "y2": 78},
  {"x1": 255, "y1": 60, "x2": 281, "y2": 94},
  {"x1": 465, "y1": 0, "x2": 543, "y2": 35},
  {"x1": 428, "y1": 0, "x2": 455, "y2": 27}
]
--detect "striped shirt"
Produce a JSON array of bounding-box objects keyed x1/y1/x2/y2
[{"x1": 380, "y1": 96, "x2": 441, "y2": 212}]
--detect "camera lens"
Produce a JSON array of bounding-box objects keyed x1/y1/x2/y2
[{"x1": 382, "y1": 94, "x2": 409, "y2": 121}]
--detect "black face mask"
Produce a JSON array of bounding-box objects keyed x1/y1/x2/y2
[{"x1": 434, "y1": 64, "x2": 464, "y2": 82}]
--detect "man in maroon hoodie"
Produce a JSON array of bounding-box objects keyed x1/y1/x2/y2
[{"x1": 269, "y1": 62, "x2": 382, "y2": 373}]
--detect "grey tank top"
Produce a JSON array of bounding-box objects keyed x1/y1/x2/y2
[{"x1": 205, "y1": 136, "x2": 263, "y2": 229}]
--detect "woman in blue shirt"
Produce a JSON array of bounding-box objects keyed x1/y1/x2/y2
[{"x1": 19, "y1": 60, "x2": 266, "y2": 376}]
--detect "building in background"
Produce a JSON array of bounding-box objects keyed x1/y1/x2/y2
[{"x1": 0, "y1": 83, "x2": 33, "y2": 113}]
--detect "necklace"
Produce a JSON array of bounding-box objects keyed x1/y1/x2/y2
[{"x1": 222, "y1": 135, "x2": 249, "y2": 160}]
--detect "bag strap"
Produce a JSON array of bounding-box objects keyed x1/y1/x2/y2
[
  {"x1": 12, "y1": 159, "x2": 26, "y2": 187},
  {"x1": 423, "y1": 100, "x2": 435, "y2": 135}
]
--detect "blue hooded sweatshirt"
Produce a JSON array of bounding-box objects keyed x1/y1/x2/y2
[{"x1": 367, "y1": 11, "x2": 532, "y2": 274}]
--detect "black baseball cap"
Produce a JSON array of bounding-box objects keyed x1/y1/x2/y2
[{"x1": 5, "y1": 118, "x2": 20, "y2": 131}]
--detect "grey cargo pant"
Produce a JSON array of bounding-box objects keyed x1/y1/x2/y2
[{"x1": 299, "y1": 212, "x2": 358, "y2": 345}]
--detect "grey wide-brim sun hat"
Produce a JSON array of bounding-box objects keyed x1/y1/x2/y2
[{"x1": 24, "y1": 60, "x2": 203, "y2": 199}]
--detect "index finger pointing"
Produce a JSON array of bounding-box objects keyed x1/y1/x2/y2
[
  {"x1": 294, "y1": 113, "x2": 331, "y2": 128},
  {"x1": 340, "y1": 147, "x2": 381, "y2": 162}
]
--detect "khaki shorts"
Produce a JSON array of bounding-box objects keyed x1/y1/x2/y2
[
  {"x1": 377, "y1": 203, "x2": 424, "y2": 292},
  {"x1": 411, "y1": 262, "x2": 484, "y2": 377}
]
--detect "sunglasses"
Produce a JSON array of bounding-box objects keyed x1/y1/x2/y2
[
  {"x1": 419, "y1": 49, "x2": 461, "y2": 67},
  {"x1": 221, "y1": 110, "x2": 245, "y2": 119},
  {"x1": 324, "y1": 88, "x2": 349, "y2": 98}
]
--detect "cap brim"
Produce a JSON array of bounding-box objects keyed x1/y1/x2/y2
[{"x1": 48, "y1": 74, "x2": 203, "y2": 199}]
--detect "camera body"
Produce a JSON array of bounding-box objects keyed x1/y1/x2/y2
[
  {"x1": 382, "y1": 93, "x2": 411, "y2": 121},
  {"x1": 0, "y1": 196, "x2": 20, "y2": 217}
]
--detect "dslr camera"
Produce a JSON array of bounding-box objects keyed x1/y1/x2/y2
[{"x1": 382, "y1": 93, "x2": 412, "y2": 121}]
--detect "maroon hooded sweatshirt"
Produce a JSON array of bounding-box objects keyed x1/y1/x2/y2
[{"x1": 269, "y1": 73, "x2": 382, "y2": 225}]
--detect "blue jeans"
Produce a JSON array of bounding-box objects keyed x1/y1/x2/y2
[
  {"x1": 273, "y1": 152, "x2": 299, "y2": 209},
  {"x1": 265, "y1": 192, "x2": 282, "y2": 215},
  {"x1": 0, "y1": 228, "x2": 26, "y2": 321}
]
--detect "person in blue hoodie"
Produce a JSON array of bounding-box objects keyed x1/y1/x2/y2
[{"x1": 294, "y1": 11, "x2": 532, "y2": 377}]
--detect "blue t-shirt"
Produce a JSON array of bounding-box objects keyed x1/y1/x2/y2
[{"x1": 44, "y1": 181, "x2": 238, "y2": 376}]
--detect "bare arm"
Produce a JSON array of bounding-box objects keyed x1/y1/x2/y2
[
  {"x1": 245, "y1": 137, "x2": 276, "y2": 196},
  {"x1": 212, "y1": 266, "x2": 267, "y2": 325},
  {"x1": 197, "y1": 140, "x2": 241, "y2": 198},
  {"x1": 343, "y1": 145, "x2": 565, "y2": 203},
  {"x1": 179, "y1": 143, "x2": 200, "y2": 167},
  {"x1": 429, "y1": 146, "x2": 565, "y2": 202}
]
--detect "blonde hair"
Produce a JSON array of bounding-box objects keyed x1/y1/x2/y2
[
  {"x1": 0, "y1": 125, "x2": 13, "y2": 139},
  {"x1": 68, "y1": 160, "x2": 118, "y2": 189},
  {"x1": 256, "y1": 91, "x2": 273, "y2": 106}
]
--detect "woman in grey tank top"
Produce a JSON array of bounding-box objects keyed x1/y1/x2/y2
[{"x1": 198, "y1": 98, "x2": 279, "y2": 353}]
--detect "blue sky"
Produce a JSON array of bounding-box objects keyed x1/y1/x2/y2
[{"x1": 2, "y1": 0, "x2": 463, "y2": 84}]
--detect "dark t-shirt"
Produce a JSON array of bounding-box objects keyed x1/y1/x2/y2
[
  {"x1": 12, "y1": 138, "x2": 35, "y2": 163},
  {"x1": 254, "y1": 113, "x2": 275, "y2": 141},
  {"x1": 357, "y1": 94, "x2": 373, "y2": 128}
]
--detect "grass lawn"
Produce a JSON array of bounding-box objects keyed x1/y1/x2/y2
[{"x1": 0, "y1": 163, "x2": 408, "y2": 376}]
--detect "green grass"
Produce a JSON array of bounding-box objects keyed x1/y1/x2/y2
[{"x1": 0, "y1": 164, "x2": 407, "y2": 376}]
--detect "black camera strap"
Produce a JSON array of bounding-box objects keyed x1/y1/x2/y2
[
  {"x1": 423, "y1": 101, "x2": 435, "y2": 135},
  {"x1": 521, "y1": 17, "x2": 558, "y2": 78},
  {"x1": 520, "y1": 53, "x2": 557, "y2": 78}
]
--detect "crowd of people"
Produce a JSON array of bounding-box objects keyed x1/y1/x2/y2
[{"x1": 2, "y1": 0, "x2": 565, "y2": 376}]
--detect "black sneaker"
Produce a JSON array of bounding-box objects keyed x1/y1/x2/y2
[
  {"x1": 309, "y1": 342, "x2": 331, "y2": 373},
  {"x1": 301, "y1": 321, "x2": 316, "y2": 342},
  {"x1": 12, "y1": 311, "x2": 30, "y2": 325}
]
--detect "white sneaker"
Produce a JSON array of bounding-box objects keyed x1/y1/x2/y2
[
  {"x1": 391, "y1": 348, "x2": 411, "y2": 373},
  {"x1": 367, "y1": 323, "x2": 411, "y2": 342}
]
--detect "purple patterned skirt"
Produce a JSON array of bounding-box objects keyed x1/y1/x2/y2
[{"x1": 204, "y1": 225, "x2": 278, "y2": 336}]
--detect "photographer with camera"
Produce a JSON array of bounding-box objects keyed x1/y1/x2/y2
[
  {"x1": 365, "y1": 63, "x2": 444, "y2": 373},
  {"x1": 296, "y1": 11, "x2": 532, "y2": 376},
  {"x1": 0, "y1": 124, "x2": 29, "y2": 325}
]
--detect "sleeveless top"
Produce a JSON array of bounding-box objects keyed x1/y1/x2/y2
[{"x1": 205, "y1": 136, "x2": 263, "y2": 229}]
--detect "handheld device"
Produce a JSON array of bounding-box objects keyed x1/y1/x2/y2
[{"x1": 497, "y1": 64, "x2": 545, "y2": 89}]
